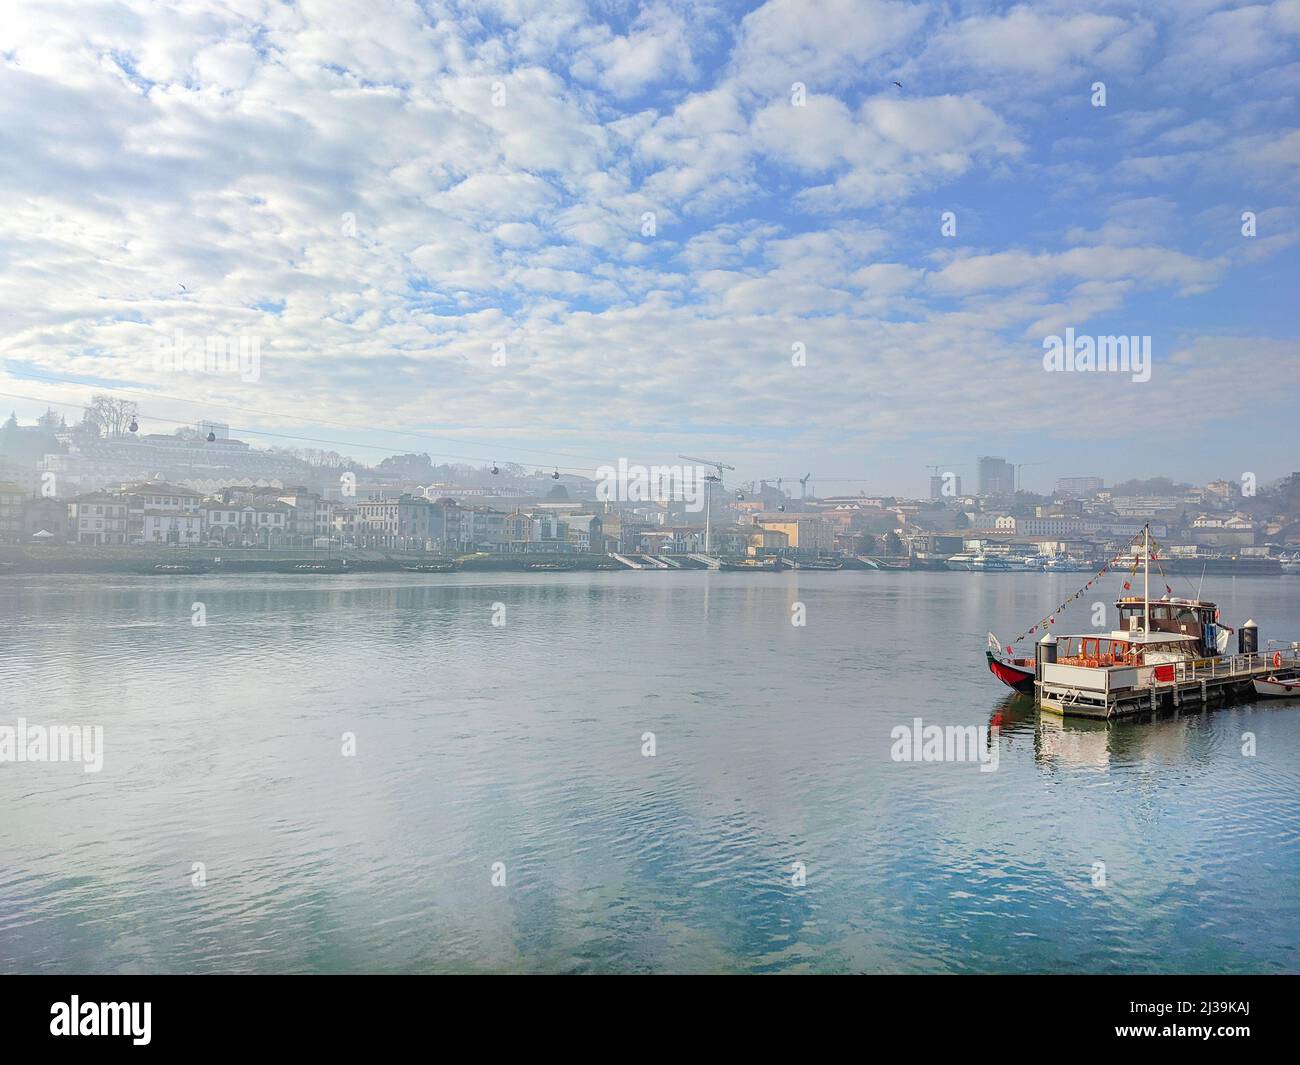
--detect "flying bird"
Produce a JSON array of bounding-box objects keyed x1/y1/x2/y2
[
  {"x1": 893, "y1": 81, "x2": 903, "y2": 89},
  {"x1": 177, "y1": 282, "x2": 187, "y2": 292}
]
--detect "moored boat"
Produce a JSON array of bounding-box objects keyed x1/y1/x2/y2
[
  {"x1": 793, "y1": 557, "x2": 842, "y2": 571},
  {"x1": 402, "y1": 560, "x2": 458, "y2": 573},
  {"x1": 1043, "y1": 557, "x2": 1092, "y2": 573},
  {"x1": 997, "y1": 525, "x2": 1300, "y2": 717},
  {"x1": 285, "y1": 558, "x2": 348, "y2": 573},
  {"x1": 985, "y1": 633, "x2": 1036, "y2": 693},
  {"x1": 136, "y1": 561, "x2": 211, "y2": 575},
  {"x1": 720, "y1": 558, "x2": 781, "y2": 571},
  {"x1": 1254, "y1": 674, "x2": 1300, "y2": 697},
  {"x1": 949, "y1": 552, "x2": 1013, "y2": 571}
]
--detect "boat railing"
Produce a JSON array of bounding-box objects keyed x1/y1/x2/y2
[{"x1": 1164, "y1": 651, "x2": 1300, "y2": 686}]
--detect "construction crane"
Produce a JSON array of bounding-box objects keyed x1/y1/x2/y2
[
  {"x1": 799, "y1": 473, "x2": 812, "y2": 499},
  {"x1": 1013, "y1": 461, "x2": 1047, "y2": 493},
  {"x1": 679, "y1": 455, "x2": 735, "y2": 553}
]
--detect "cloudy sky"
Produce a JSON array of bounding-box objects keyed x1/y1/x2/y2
[{"x1": 1, "y1": 0, "x2": 1297, "y2": 494}]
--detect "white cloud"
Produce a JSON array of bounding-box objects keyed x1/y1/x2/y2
[
  {"x1": 0, "y1": 0, "x2": 1295, "y2": 485},
  {"x1": 928, "y1": 6, "x2": 1154, "y2": 79},
  {"x1": 570, "y1": 2, "x2": 699, "y2": 97},
  {"x1": 728, "y1": 0, "x2": 926, "y2": 93}
]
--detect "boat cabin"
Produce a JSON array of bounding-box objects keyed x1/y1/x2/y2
[
  {"x1": 1055, "y1": 630, "x2": 1202, "y2": 669},
  {"x1": 1045, "y1": 630, "x2": 1204, "y2": 697},
  {"x1": 1114, "y1": 596, "x2": 1221, "y2": 657}
]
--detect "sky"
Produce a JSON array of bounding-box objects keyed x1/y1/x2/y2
[{"x1": 0, "y1": 0, "x2": 1297, "y2": 496}]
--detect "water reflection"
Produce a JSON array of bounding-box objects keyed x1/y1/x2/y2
[{"x1": 2, "y1": 571, "x2": 1298, "y2": 973}]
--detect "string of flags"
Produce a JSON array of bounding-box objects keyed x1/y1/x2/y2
[{"x1": 1004, "y1": 528, "x2": 1156, "y2": 655}]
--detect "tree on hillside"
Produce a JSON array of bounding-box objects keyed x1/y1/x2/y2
[
  {"x1": 377, "y1": 452, "x2": 436, "y2": 480},
  {"x1": 83, "y1": 395, "x2": 138, "y2": 438}
]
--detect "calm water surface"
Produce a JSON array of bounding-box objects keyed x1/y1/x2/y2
[{"x1": 1, "y1": 570, "x2": 1298, "y2": 973}]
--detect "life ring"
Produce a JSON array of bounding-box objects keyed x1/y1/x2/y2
[{"x1": 1273, "y1": 651, "x2": 1283, "y2": 669}]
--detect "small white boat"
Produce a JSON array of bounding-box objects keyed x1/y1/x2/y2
[
  {"x1": 1044, "y1": 557, "x2": 1092, "y2": 572},
  {"x1": 1253, "y1": 674, "x2": 1300, "y2": 697},
  {"x1": 947, "y1": 552, "x2": 1013, "y2": 571}
]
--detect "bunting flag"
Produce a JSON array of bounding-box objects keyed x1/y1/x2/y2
[{"x1": 1001, "y1": 526, "x2": 1155, "y2": 649}]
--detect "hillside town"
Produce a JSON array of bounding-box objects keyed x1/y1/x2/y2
[{"x1": 2, "y1": 407, "x2": 1299, "y2": 571}]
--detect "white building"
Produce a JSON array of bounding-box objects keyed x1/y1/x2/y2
[
  {"x1": 141, "y1": 510, "x2": 203, "y2": 545},
  {"x1": 1019, "y1": 516, "x2": 1085, "y2": 537},
  {"x1": 203, "y1": 501, "x2": 290, "y2": 546},
  {"x1": 68, "y1": 491, "x2": 129, "y2": 545}
]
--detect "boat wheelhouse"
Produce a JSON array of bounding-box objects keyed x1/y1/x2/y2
[{"x1": 1114, "y1": 595, "x2": 1227, "y2": 656}]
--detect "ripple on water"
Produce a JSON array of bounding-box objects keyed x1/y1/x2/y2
[{"x1": 1, "y1": 571, "x2": 1299, "y2": 973}]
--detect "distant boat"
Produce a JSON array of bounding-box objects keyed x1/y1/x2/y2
[
  {"x1": 947, "y1": 552, "x2": 1013, "y2": 571},
  {"x1": 526, "y1": 560, "x2": 575, "y2": 571},
  {"x1": 402, "y1": 560, "x2": 458, "y2": 573},
  {"x1": 278, "y1": 558, "x2": 348, "y2": 573},
  {"x1": 1044, "y1": 557, "x2": 1092, "y2": 573},
  {"x1": 720, "y1": 558, "x2": 781, "y2": 572},
  {"x1": 137, "y1": 562, "x2": 211, "y2": 575},
  {"x1": 794, "y1": 558, "x2": 843, "y2": 571}
]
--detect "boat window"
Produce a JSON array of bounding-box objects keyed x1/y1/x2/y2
[
  {"x1": 1151, "y1": 606, "x2": 1170, "y2": 620},
  {"x1": 1174, "y1": 607, "x2": 1197, "y2": 623}
]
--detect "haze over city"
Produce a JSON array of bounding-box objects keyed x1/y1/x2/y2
[{"x1": 1, "y1": 0, "x2": 1298, "y2": 495}]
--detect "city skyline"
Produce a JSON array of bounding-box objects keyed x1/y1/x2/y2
[
  {"x1": 1, "y1": 1, "x2": 1298, "y2": 496},
  {"x1": 0, "y1": 400, "x2": 1290, "y2": 499}
]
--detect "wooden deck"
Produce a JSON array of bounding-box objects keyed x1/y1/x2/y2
[{"x1": 1037, "y1": 650, "x2": 1300, "y2": 718}]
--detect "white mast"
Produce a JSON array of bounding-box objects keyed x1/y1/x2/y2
[
  {"x1": 678, "y1": 455, "x2": 734, "y2": 557},
  {"x1": 704, "y1": 478, "x2": 712, "y2": 553},
  {"x1": 1143, "y1": 523, "x2": 1150, "y2": 636}
]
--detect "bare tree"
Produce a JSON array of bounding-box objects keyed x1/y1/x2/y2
[{"x1": 84, "y1": 394, "x2": 139, "y2": 438}]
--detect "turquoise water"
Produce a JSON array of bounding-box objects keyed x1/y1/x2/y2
[{"x1": 1, "y1": 570, "x2": 1297, "y2": 973}]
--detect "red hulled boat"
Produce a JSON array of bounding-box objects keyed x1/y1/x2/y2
[{"x1": 986, "y1": 633, "x2": 1036, "y2": 693}]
